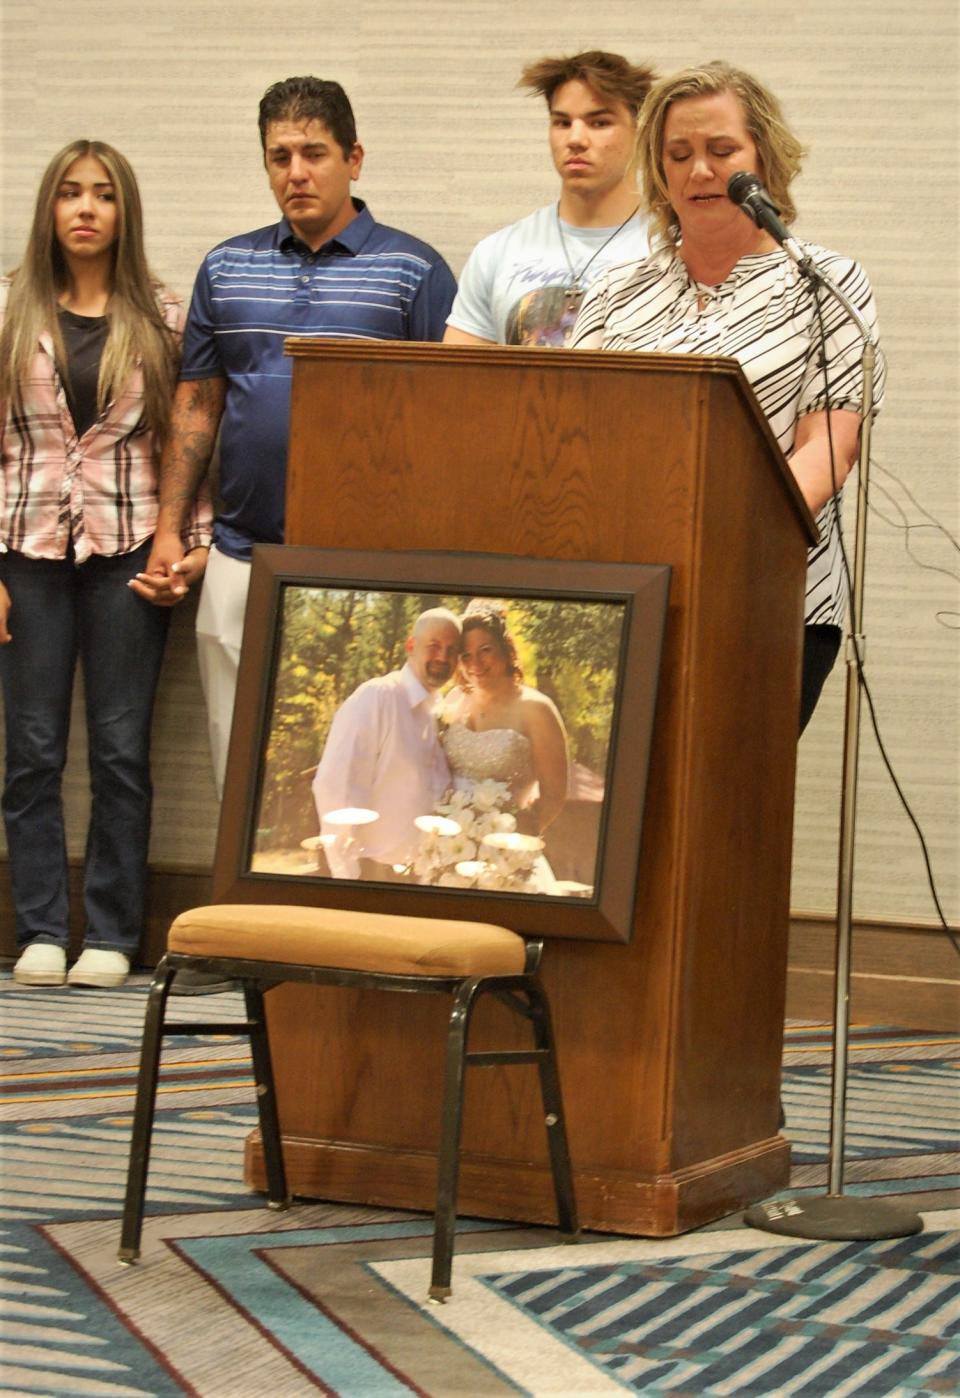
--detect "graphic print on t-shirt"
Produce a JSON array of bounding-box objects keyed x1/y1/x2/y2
[{"x1": 504, "y1": 284, "x2": 583, "y2": 346}]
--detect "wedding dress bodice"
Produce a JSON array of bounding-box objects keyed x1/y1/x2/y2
[
  {"x1": 426, "y1": 721, "x2": 557, "y2": 894},
  {"x1": 442, "y1": 722, "x2": 535, "y2": 798}
]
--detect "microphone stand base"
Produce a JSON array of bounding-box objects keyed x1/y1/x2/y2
[{"x1": 744, "y1": 1194, "x2": 923, "y2": 1241}]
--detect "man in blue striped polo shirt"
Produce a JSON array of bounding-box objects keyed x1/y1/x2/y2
[{"x1": 135, "y1": 75, "x2": 456, "y2": 798}]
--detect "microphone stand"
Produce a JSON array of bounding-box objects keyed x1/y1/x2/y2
[{"x1": 744, "y1": 258, "x2": 923, "y2": 1241}]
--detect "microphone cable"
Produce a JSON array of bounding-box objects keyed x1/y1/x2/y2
[
  {"x1": 807, "y1": 280, "x2": 958, "y2": 955},
  {"x1": 868, "y1": 460, "x2": 960, "y2": 631}
]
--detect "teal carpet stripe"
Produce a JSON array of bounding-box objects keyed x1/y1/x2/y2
[
  {"x1": 180, "y1": 1241, "x2": 418, "y2": 1398},
  {"x1": 174, "y1": 1222, "x2": 504, "y2": 1395}
]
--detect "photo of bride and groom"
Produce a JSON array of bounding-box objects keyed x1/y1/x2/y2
[{"x1": 250, "y1": 585, "x2": 627, "y2": 901}]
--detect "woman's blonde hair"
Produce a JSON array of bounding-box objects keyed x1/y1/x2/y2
[
  {"x1": 0, "y1": 139, "x2": 178, "y2": 447},
  {"x1": 637, "y1": 61, "x2": 806, "y2": 248}
]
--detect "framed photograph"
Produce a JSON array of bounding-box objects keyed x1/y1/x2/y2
[{"x1": 215, "y1": 547, "x2": 670, "y2": 943}]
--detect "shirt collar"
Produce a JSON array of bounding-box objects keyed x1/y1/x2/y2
[
  {"x1": 398, "y1": 662, "x2": 441, "y2": 712},
  {"x1": 277, "y1": 198, "x2": 375, "y2": 258}
]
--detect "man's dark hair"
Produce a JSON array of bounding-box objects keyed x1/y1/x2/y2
[
  {"x1": 519, "y1": 50, "x2": 657, "y2": 118},
  {"x1": 258, "y1": 76, "x2": 358, "y2": 157}
]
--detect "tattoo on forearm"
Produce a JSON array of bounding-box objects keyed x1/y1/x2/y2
[{"x1": 158, "y1": 377, "x2": 226, "y2": 522}]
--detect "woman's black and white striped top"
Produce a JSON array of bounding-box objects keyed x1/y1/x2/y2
[{"x1": 571, "y1": 244, "x2": 885, "y2": 628}]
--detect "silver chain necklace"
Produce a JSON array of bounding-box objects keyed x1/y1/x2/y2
[{"x1": 555, "y1": 202, "x2": 640, "y2": 314}]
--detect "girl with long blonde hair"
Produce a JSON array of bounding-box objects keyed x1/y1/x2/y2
[{"x1": 0, "y1": 140, "x2": 210, "y2": 988}]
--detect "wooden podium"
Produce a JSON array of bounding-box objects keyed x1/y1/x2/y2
[{"x1": 243, "y1": 341, "x2": 817, "y2": 1236}]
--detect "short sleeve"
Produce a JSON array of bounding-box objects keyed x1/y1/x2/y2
[
  {"x1": 408, "y1": 256, "x2": 458, "y2": 341},
  {"x1": 445, "y1": 239, "x2": 499, "y2": 342},
  {"x1": 179, "y1": 258, "x2": 224, "y2": 381}
]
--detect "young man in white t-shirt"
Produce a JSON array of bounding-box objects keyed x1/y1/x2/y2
[{"x1": 445, "y1": 51, "x2": 656, "y2": 347}]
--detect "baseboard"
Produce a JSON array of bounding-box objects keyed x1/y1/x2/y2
[
  {"x1": 245, "y1": 1132, "x2": 791, "y2": 1237},
  {"x1": 785, "y1": 912, "x2": 959, "y2": 1031}
]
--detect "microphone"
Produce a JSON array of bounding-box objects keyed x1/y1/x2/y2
[{"x1": 727, "y1": 172, "x2": 813, "y2": 275}]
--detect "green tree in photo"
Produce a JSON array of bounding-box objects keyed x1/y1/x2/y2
[{"x1": 254, "y1": 586, "x2": 626, "y2": 853}]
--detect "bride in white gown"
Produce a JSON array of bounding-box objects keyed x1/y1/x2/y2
[{"x1": 417, "y1": 601, "x2": 569, "y2": 892}]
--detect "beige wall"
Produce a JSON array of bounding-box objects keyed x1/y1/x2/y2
[{"x1": 1, "y1": 0, "x2": 957, "y2": 925}]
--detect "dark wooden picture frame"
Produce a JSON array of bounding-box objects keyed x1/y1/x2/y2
[{"x1": 213, "y1": 546, "x2": 670, "y2": 942}]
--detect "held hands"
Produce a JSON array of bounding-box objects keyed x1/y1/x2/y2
[
  {"x1": 0, "y1": 540, "x2": 208, "y2": 636},
  {"x1": 128, "y1": 537, "x2": 209, "y2": 607}
]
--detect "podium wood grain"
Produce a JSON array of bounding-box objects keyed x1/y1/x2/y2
[{"x1": 243, "y1": 342, "x2": 815, "y2": 1234}]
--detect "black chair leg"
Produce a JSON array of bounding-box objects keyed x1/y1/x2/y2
[
  {"x1": 243, "y1": 983, "x2": 290, "y2": 1208},
  {"x1": 430, "y1": 979, "x2": 480, "y2": 1301},
  {"x1": 528, "y1": 982, "x2": 579, "y2": 1240},
  {"x1": 118, "y1": 959, "x2": 176, "y2": 1263}
]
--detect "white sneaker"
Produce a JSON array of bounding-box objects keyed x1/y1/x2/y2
[
  {"x1": 13, "y1": 943, "x2": 67, "y2": 986},
  {"x1": 67, "y1": 948, "x2": 130, "y2": 989}
]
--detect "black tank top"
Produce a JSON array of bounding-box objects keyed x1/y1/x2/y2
[{"x1": 58, "y1": 306, "x2": 109, "y2": 438}]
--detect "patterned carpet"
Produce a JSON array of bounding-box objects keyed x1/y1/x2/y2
[{"x1": 1, "y1": 976, "x2": 957, "y2": 1396}]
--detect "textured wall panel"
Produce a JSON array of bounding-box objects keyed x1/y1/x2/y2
[{"x1": 0, "y1": 0, "x2": 956, "y2": 923}]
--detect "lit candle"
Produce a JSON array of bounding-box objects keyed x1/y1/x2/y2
[
  {"x1": 454, "y1": 860, "x2": 489, "y2": 879},
  {"x1": 414, "y1": 814, "x2": 462, "y2": 838},
  {"x1": 322, "y1": 807, "x2": 379, "y2": 826},
  {"x1": 482, "y1": 832, "x2": 544, "y2": 854},
  {"x1": 300, "y1": 834, "x2": 337, "y2": 850}
]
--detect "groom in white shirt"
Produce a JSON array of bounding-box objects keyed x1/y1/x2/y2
[{"x1": 311, "y1": 608, "x2": 461, "y2": 879}]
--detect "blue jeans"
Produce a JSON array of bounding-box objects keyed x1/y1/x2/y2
[{"x1": 0, "y1": 541, "x2": 170, "y2": 957}]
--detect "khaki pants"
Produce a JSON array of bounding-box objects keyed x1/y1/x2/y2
[{"x1": 195, "y1": 546, "x2": 251, "y2": 798}]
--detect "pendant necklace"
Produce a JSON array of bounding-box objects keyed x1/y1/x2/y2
[{"x1": 556, "y1": 203, "x2": 641, "y2": 315}]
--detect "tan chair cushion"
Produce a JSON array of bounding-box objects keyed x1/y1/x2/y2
[{"x1": 168, "y1": 904, "x2": 527, "y2": 978}]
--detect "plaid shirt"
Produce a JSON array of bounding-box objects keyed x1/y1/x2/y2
[{"x1": 0, "y1": 278, "x2": 212, "y2": 562}]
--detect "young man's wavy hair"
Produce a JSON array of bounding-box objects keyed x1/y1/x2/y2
[
  {"x1": 0, "y1": 139, "x2": 178, "y2": 448},
  {"x1": 637, "y1": 61, "x2": 806, "y2": 248},
  {"x1": 519, "y1": 50, "x2": 657, "y2": 119}
]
